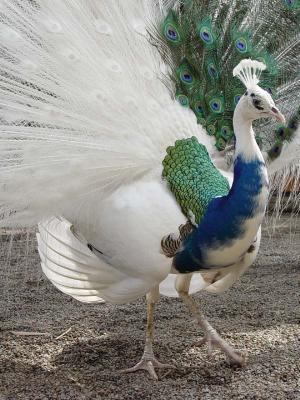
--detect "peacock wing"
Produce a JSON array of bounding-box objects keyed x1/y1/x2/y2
[
  {"x1": 162, "y1": 136, "x2": 230, "y2": 225},
  {"x1": 37, "y1": 217, "x2": 167, "y2": 304}
]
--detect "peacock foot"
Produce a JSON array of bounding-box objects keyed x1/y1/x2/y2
[
  {"x1": 121, "y1": 356, "x2": 175, "y2": 380},
  {"x1": 192, "y1": 332, "x2": 245, "y2": 366}
]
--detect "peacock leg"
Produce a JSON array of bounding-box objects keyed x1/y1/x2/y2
[
  {"x1": 176, "y1": 275, "x2": 245, "y2": 366},
  {"x1": 122, "y1": 286, "x2": 174, "y2": 380}
]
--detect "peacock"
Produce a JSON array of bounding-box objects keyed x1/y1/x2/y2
[{"x1": 0, "y1": 0, "x2": 299, "y2": 380}]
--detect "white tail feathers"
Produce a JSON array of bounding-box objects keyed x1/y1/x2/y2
[
  {"x1": 0, "y1": 0, "x2": 212, "y2": 227},
  {"x1": 233, "y1": 59, "x2": 266, "y2": 88}
]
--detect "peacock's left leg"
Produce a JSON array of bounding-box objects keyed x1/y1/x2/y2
[
  {"x1": 122, "y1": 285, "x2": 174, "y2": 380},
  {"x1": 176, "y1": 275, "x2": 245, "y2": 366}
]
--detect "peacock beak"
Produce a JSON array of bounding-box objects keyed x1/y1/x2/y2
[{"x1": 269, "y1": 107, "x2": 286, "y2": 124}]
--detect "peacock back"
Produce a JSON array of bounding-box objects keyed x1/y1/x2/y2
[{"x1": 162, "y1": 137, "x2": 230, "y2": 224}]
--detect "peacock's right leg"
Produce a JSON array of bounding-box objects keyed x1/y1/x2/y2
[
  {"x1": 176, "y1": 275, "x2": 245, "y2": 366},
  {"x1": 121, "y1": 285, "x2": 174, "y2": 380}
]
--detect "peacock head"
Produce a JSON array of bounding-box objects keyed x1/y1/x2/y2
[{"x1": 233, "y1": 59, "x2": 285, "y2": 124}]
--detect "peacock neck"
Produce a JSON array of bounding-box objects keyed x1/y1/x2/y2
[
  {"x1": 233, "y1": 112, "x2": 264, "y2": 163},
  {"x1": 231, "y1": 110, "x2": 269, "y2": 214}
]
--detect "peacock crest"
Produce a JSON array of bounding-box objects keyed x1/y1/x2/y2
[{"x1": 233, "y1": 59, "x2": 266, "y2": 88}]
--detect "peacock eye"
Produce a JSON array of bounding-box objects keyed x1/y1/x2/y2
[
  {"x1": 208, "y1": 96, "x2": 224, "y2": 114},
  {"x1": 202, "y1": 31, "x2": 210, "y2": 41},
  {"x1": 235, "y1": 38, "x2": 247, "y2": 53},
  {"x1": 285, "y1": 0, "x2": 295, "y2": 7},
  {"x1": 207, "y1": 125, "x2": 216, "y2": 135},
  {"x1": 245, "y1": 91, "x2": 248, "y2": 96},
  {"x1": 250, "y1": 93, "x2": 255, "y2": 97},
  {"x1": 199, "y1": 28, "x2": 213, "y2": 44},
  {"x1": 180, "y1": 69, "x2": 194, "y2": 84},
  {"x1": 194, "y1": 102, "x2": 203, "y2": 114},
  {"x1": 234, "y1": 94, "x2": 241, "y2": 105},
  {"x1": 164, "y1": 23, "x2": 181, "y2": 43},
  {"x1": 176, "y1": 94, "x2": 189, "y2": 107},
  {"x1": 168, "y1": 29, "x2": 177, "y2": 39},
  {"x1": 208, "y1": 64, "x2": 218, "y2": 79},
  {"x1": 183, "y1": 73, "x2": 192, "y2": 82},
  {"x1": 221, "y1": 125, "x2": 232, "y2": 140},
  {"x1": 253, "y1": 98, "x2": 264, "y2": 110}
]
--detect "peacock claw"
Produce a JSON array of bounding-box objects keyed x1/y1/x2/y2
[
  {"x1": 192, "y1": 334, "x2": 245, "y2": 366},
  {"x1": 121, "y1": 357, "x2": 175, "y2": 380},
  {"x1": 228, "y1": 351, "x2": 245, "y2": 367}
]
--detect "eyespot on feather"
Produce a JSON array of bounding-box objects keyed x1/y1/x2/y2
[
  {"x1": 197, "y1": 18, "x2": 216, "y2": 46},
  {"x1": 162, "y1": 11, "x2": 184, "y2": 46},
  {"x1": 176, "y1": 93, "x2": 189, "y2": 108}
]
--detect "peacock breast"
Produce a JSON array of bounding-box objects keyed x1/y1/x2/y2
[{"x1": 173, "y1": 156, "x2": 269, "y2": 273}]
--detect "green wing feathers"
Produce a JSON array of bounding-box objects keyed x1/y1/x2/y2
[
  {"x1": 162, "y1": 137, "x2": 230, "y2": 224},
  {"x1": 153, "y1": 0, "x2": 300, "y2": 156}
]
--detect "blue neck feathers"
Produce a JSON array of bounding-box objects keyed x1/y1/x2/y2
[{"x1": 173, "y1": 154, "x2": 268, "y2": 273}]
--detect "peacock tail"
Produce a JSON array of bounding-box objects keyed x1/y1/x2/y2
[
  {"x1": 152, "y1": 0, "x2": 300, "y2": 158},
  {"x1": 268, "y1": 106, "x2": 300, "y2": 160},
  {"x1": 0, "y1": 0, "x2": 215, "y2": 228}
]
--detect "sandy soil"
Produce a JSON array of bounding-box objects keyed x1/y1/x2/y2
[{"x1": 0, "y1": 216, "x2": 300, "y2": 400}]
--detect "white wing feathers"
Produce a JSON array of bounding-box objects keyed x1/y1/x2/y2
[
  {"x1": 38, "y1": 217, "x2": 168, "y2": 304},
  {"x1": 0, "y1": 0, "x2": 213, "y2": 228}
]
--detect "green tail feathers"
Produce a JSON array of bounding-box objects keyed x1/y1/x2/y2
[
  {"x1": 268, "y1": 106, "x2": 300, "y2": 160},
  {"x1": 162, "y1": 137, "x2": 230, "y2": 223},
  {"x1": 153, "y1": 0, "x2": 300, "y2": 158}
]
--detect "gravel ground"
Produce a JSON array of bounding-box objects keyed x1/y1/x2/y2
[{"x1": 0, "y1": 216, "x2": 300, "y2": 400}]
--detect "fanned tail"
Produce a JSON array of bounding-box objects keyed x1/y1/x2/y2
[{"x1": 0, "y1": 0, "x2": 214, "y2": 227}]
